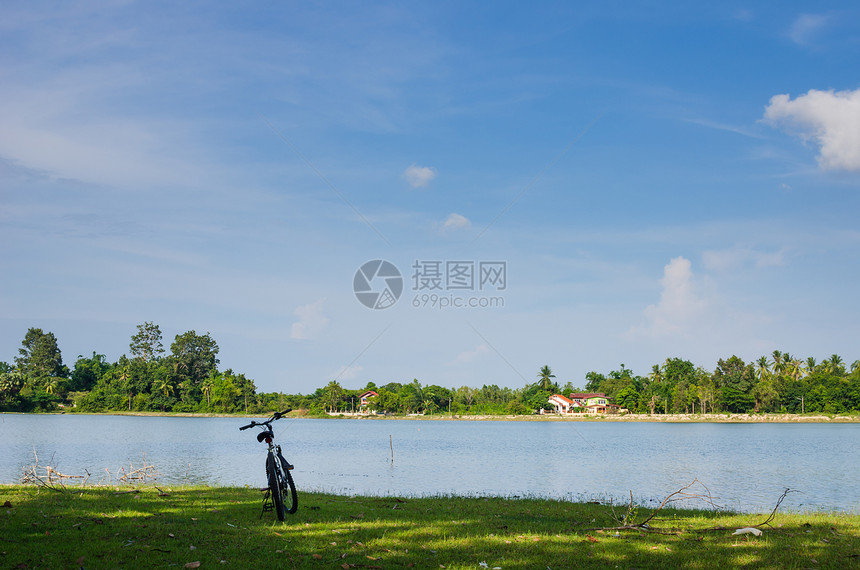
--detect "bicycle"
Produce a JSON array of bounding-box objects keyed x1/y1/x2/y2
[{"x1": 239, "y1": 409, "x2": 298, "y2": 520}]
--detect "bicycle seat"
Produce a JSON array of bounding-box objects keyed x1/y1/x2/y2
[{"x1": 257, "y1": 430, "x2": 274, "y2": 443}]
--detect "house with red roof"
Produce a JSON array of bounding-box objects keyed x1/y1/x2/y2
[
  {"x1": 549, "y1": 392, "x2": 622, "y2": 414},
  {"x1": 358, "y1": 390, "x2": 378, "y2": 412},
  {"x1": 548, "y1": 393, "x2": 574, "y2": 414}
]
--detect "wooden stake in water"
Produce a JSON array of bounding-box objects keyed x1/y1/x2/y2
[{"x1": 389, "y1": 434, "x2": 394, "y2": 465}]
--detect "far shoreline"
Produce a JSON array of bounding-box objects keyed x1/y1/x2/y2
[{"x1": 10, "y1": 410, "x2": 859, "y2": 423}]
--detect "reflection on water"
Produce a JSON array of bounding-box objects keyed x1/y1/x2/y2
[{"x1": 1, "y1": 414, "x2": 857, "y2": 513}]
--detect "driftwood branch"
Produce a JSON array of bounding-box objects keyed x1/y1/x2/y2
[
  {"x1": 20, "y1": 449, "x2": 72, "y2": 492},
  {"x1": 598, "y1": 478, "x2": 722, "y2": 534},
  {"x1": 597, "y1": 480, "x2": 799, "y2": 536},
  {"x1": 754, "y1": 488, "x2": 798, "y2": 529},
  {"x1": 20, "y1": 449, "x2": 158, "y2": 489}
]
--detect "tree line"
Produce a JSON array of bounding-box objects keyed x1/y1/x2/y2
[{"x1": 1, "y1": 324, "x2": 859, "y2": 415}]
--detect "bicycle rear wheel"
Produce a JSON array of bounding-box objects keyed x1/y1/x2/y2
[
  {"x1": 277, "y1": 456, "x2": 298, "y2": 514},
  {"x1": 266, "y1": 454, "x2": 286, "y2": 521}
]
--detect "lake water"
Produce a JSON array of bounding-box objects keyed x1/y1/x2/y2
[{"x1": 1, "y1": 414, "x2": 857, "y2": 513}]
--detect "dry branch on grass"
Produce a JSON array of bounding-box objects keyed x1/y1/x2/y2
[
  {"x1": 116, "y1": 458, "x2": 158, "y2": 484},
  {"x1": 753, "y1": 488, "x2": 798, "y2": 529},
  {"x1": 597, "y1": 479, "x2": 796, "y2": 536},
  {"x1": 19, "y1": 449, "x2": 86, "y2": 491},
  {"x1": 20, "y1": 449, "x2": 158, "y2": 490},
  {"x1": 601, "y1": 478, "x2": 721, "y2": 534}
]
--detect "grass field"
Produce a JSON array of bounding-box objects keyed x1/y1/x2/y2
[{"x1": 1, "y1": 485, "x2": 858, "y2": 569}]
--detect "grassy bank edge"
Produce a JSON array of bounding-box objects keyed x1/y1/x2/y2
[
  {"x1": 1, "y1": 484, "x2": 858, "y2": 569},
  {"x1": 5, "y1": 410, "x2": 860, "y2": 423}
]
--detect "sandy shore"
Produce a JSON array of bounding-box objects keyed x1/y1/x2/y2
[
  {"x1": 332, "y1": 412, "x2": 860, "y2": 423},
  {"x1": 33, "y1": 411, "x2": 859, "y2": 423}
]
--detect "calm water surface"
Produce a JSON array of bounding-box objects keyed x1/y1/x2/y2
[{"x1": 1, "y1": 414, "x2": 857, "y2": 513}]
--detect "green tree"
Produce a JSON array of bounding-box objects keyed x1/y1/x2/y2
[
  {"x1": 201, "y1": 374, "x2": 215, "y2": 407},
  {"x1": 371, "y1": 388, "x2": 402, "y2": 413},
  {"x1": 129, "y1": 322, "x2": 165, "y2": 362},
  {"x1": 70, "y1": 352, "x2": 111, "y2": 392},
  {"x1": 15, "y1": 328, "x2": 67, "y2": 381},
  {"x1": 584, "y1": 371, "x2": 606, "y2": 393},
  {"x1": 752, "y1": 376, "x2": 780, "y2": 413},
  {"x1": 826, "y1": 354, "x2": 845, "y2": 376},
  {"x1": 211, "y1": 374, "x2": 241, "y2": 412},
  {"x1": 0, "y1": 370, "x2": 26, "y2": 408},
  {"x1": 755, "y1": 356, "x2": 771, "y2": 382},
  {"x1": 322, "y1": 380, "x2": 343, "y2": 413},
  {"x1": 170, "y1": 330, "x2": 220, "y2": 385},
  {"x1": 523, "y1": 388, "x2": 553, "y2": 413},
  {"x1": 423, "y1": 384, "x2": 453, "y2": 414},
  {"x1": 454, "y1": 386, "x2": 477, "y2": 410},
  {"x1": 661, "y1": 358, "x2": 697, "y2": 413},
  {"x1": 615, "y1": 385, "x2": 641, "y2": 412},
  {"x1": 772, "y1": 350, "x2": 785, "y2": 376},
  {"x1": 399, "y1": 379, "x2": 424, "y2": 413},
  {"x1": 233, "y1": 373, "x2": 257, "y2": 413},
  {"x1": 598, "y1": 365, "x2": 642, "y2": 402},
  {"x1": 537, "y1": 365, "x2": 557, "y2": 391},
  {"x1": 714, "y1": 356, "x2": 755, "y2": 413}
]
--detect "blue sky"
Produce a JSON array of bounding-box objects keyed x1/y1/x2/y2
[{"x1": 2, "y1": 1, "x2": 859, "y2": 394}]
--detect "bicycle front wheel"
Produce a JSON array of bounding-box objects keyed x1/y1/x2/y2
[
  {"x1": 277, "y1": 455, "x2": 298, "y2": 514},
  {"x1": 266, "y1": 454, "x2": 286, "y2": 521}
]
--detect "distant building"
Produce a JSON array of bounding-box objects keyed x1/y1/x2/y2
[
  {"x1": 569, "y1": 392, "x2": 605, "y2": 408},
  {"x1": 548, "y1": 393, "x2": 574, "y2": 414},
  {"x1": 358, "y1": 390, "x2": 378, "y2": 412},
  {"x1": 548, "y1": 392, "x2": 622, "y2": 415}
]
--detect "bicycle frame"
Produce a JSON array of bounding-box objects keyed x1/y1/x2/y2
[{"x1": 240, "y1": 409, "x2": 297, "y2": 518}]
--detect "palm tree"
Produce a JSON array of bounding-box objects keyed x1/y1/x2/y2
[
  {"x1": 827, "y1": 354, "x2": 844, "y2": 375},
  {"x1": 788, "y1": 358, "x2": 803, "y2": 382},
  {"x1": 201, "y1": 376, "x2": 215, "y2": 407},
  {"x1": 755, "y1": 356, "x2": 771, "y2": 381},
  {"x1": 805, "y1": 357, "x2": 817, "y2": 376},
  {"x1": 118, "y1": 365, "x2": 132, "y2": 410},
  {"x1": 0, "y1": 371, "x2": 25, "y2": 404},
  {"x1": 156, "y1": 379, "x2": 172, "y2": 399},
  {"x1": 44, "y1": 377, "x2": 59, "y2": 395},
  {"x1": 154, "y1": 379, "x2": 172, "y2": 411},
  {"x1": 772, "y1": 350, "x2": 784, "y2": 376},
  {"x1": 0, "y1": 376, "x2": 9, "y2": 401},
  {"x1": 537, "y1": 365, "x2": 556, "y2": 391},
  {"x1": 323, "y1": 380, "x2": 343, "y2": 413}
]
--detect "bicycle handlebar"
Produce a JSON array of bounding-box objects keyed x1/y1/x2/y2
[
  {"x1": 238, "y1": 409, "x2": 292, "y2": 431},
  {"x1": 273, "y1": 408, "x2": 292, "y2": 419}
]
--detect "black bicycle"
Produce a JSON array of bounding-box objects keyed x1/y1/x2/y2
[{"x1": 239, "y1": 409, "x2": 298, "y2": 519}]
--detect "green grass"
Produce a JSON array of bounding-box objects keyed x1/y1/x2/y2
[{"x1": 1, "y1": 485, "x2": 858, "y2": 569}]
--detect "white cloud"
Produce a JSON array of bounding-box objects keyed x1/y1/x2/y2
[
  {"x1": 789, "y1": 13, "x2": 830, "y2": 46},
  {"x1": 442, "y1": 213, "x2": 471, "y2": 230},
  {"x1": 631, "y1": 257, "x2": 706, "y2": 337},
  {"x1": 684, "y1": 117, "x2": 764, "y2": 139},
  {"x1": 451, "y1": 343, "x2": 489, "y2": 364},
  {"x1": 764, "y1": 88, "x2": 860, "y2": 171},
  {"x1": 290, "y1": 299, "x2": 329, "y2": 340},
  {"x1": 403, "y1": 164, "x2": 437, "y2": 188},
  {"x1": 702, "y1": 247, "x2": 786, "y2": 272}
]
